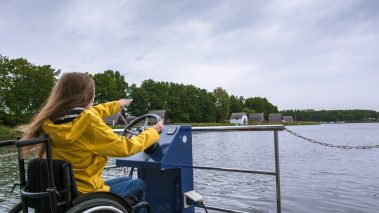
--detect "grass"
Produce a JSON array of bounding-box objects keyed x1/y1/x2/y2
[
  {"x1": 0, "y1": 125, "x2": 12, "y2": 134},
  {"x1": 249, "y1": 121, "x2": 320, "y2": 126},
  {"x1": 0, "y1": 125, "x2": 23, "y2": 140},
  {"x1": 174, "y1": 122, "x2": 235, "y2": 127},
  {"x1": 283, "y1": 121, "x2": 320, "y2": 125}
]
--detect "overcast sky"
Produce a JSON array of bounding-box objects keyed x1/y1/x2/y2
[{"x1": 1, "y1": 0, "x2": 378, "y2": 111}]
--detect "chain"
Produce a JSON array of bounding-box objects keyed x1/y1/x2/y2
[{"x1": 284, "y1": 128, "x2": 379, "y2": 150}]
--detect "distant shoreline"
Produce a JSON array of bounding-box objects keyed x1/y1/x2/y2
[{"x1": 2, "y1": 121, "x2": 378, "y2": 140}]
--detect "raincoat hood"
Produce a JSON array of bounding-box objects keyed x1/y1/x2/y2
[{"x1": 43, "y1": 111, "x2": 92, "y2": 145}]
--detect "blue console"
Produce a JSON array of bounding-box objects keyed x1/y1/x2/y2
[{"x1": 115, "y1": 125, "x2": 194, "y2": 213}]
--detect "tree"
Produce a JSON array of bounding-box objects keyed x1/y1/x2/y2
[
  {"x1": 196, "y1": 89, "x2": 217, "y2": 122},
  {"x1": 127, "y1": 80, "x2": 169, "y2": 117},
  {"x1": 166, "y1": 82, "x2": 184, "y2": 122},
  {"x1": 281, "y1": 109, "x2": 377, "y2": 122},
  {"x1": 229, "y1": 95, "x2": 244, "y2": 113},
  {"x1": 126, "y1": 80, "x2": 218, "y2": 123},
  {"x1": 127, "y1": 83, "x2": 150, "y2": 116},
  {"x1": 92, "y1": 70, "x2": 128, "y2": 104},
  {"x1": 244, "y1": 97, "x2": 278, "y2": 119},
  {"x1": 213, "y1": 87, "x2": 230, "y2": 122},
  {"x1": 0, "y1": 55, "x2": 59, "y2": 126}
]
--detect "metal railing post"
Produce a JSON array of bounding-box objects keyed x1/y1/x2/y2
[{"x1": 274, "y1": 130, "x2": 281, "y2": 213}]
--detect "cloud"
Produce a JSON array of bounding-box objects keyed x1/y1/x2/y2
[{"x1": 1, "y1": 0, "x2": 378, "y2": 110}]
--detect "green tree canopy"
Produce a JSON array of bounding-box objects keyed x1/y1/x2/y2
[
  {"x1": 244, "y1": 97, "x2": 278, "y2": 118},
  {"x1": 213, "y1": 87, "x2": 230, "y2": 122},
  {"x1": 282, "y1": 109, "x2": 377, "y2": 122},
  {"x1": 127, "y1": 80, "x2": 217, "y2": 123},
  {"x1": 229, "y1": 95, "x2": 244, "y2": 113},
  {"x1": 92, "y1": 70, "x2": 128, "y2": 104},
  {"x1": 0, "y1": 55, "x2": 59, "y2": 126}
]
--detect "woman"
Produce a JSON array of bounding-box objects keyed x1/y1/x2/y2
[{"x1": 22, "y1": 72, "x2": 164, "y2": 201}]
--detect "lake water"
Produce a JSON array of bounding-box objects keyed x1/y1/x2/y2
[{"x1": 1, "y1": 123, "x2": 378, "y2": 212}]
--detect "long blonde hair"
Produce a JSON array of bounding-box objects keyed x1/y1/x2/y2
[{"x1": 21, "y1": 72, "x2": 95, "y2": 158}]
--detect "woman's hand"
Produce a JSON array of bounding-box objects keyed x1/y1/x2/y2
[
  {"x1": 119, "y1": 99, "x2": 133, "y2": 107},
  {"x1": 152, "y1": 120, "x2": 165, "y2": 133}
]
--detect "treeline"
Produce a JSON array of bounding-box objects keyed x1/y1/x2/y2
[
  {"x1": 281, "y1": 109, "x2": 378, "y2": 122},
  {"x1": 125, "y1": 80, "x2": 278, "y2": 123},
  {"x1": 2, "y1": 54, "x2": 377, "y2": 126},
  {"x1": 0, "y1": 54, "x2": 278, "y2": 126}
]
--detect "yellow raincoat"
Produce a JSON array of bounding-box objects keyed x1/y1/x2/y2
[{"x1": 42, "y1": 101, "x2": 160, "y2": 193}]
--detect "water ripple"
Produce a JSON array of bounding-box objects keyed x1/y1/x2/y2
[{"x1": 1, "y1": 123, "x2": 378, "y2": 212}]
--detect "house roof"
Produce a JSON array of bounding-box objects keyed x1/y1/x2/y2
[
  {"x1": 148, "y1": 110, "x2": 167, "y2": 119},
  {"x1": 268, "y1": 113, "x2": 282, "y2": 122},
  {"x1": 283, "y1": 116, "x2": 294, "y2": 122},
  {"x1": 103, "y1": 113, "x2": 121, "y2": 125},
  {"x1": 125, "y1": 115, "x2": 136, "y2": 123},
  {"x1": 148, "y1": 110, "x2": 169, "y2": 123},
  {"x1": 230, "y1": 112, "x2": 247, "y2": 119},
  {"x1": 249, "y1": 113, "x2": 264, "y2": 122},
  {"x1": 249, "y1": 113, "x2": 264, "y2": 119}
]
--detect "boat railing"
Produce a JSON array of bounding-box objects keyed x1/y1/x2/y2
[{"x1": 191, "y1": 125, "x2": 285, "y2": 213}]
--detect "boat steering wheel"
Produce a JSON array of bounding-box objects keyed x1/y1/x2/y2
[{"x1": 120, "y1": 111, "x2": 162, "y2": 154}]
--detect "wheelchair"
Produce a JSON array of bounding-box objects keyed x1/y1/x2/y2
[{"x1": 1, "y1": 135, "x2": 151, "y2": 213}]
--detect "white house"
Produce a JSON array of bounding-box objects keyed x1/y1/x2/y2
[{"x1": 230, "y1": 112, "x2": 248, "y2": 125}]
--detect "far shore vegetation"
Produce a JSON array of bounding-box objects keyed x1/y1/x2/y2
[
  {"x1": 1, "y1": 54, "x2": 378, "y2": 135},
  {"x1": 0, "y1": 125, "x2": 22, "y2": 140}
]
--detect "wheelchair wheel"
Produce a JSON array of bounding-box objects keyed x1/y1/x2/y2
[
  {"x1": 66, "y1": 192, "x2": 130, "y2": 213},
  {"x1": 8, "y1": 203, "x2": 22, "y2": 213}
]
